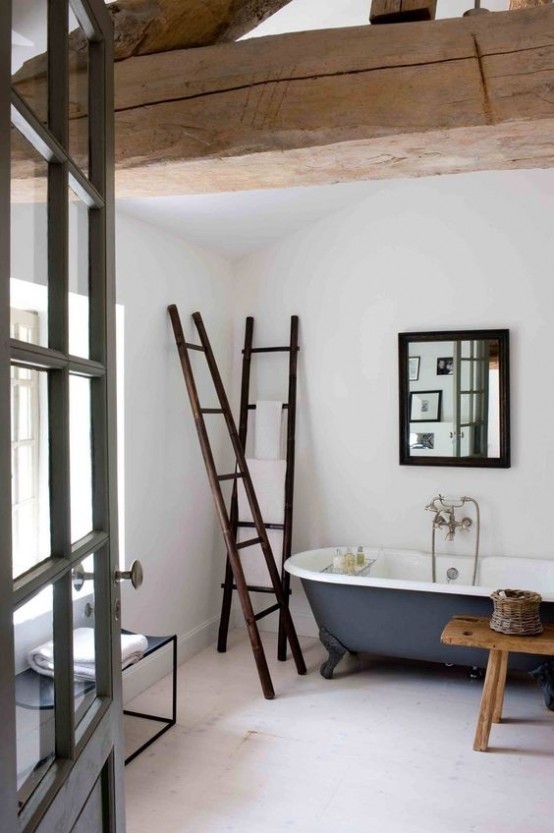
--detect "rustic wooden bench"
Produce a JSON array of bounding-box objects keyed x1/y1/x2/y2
[{"x1": 441, "y1": 615, "x2": 554, "y2": 751}]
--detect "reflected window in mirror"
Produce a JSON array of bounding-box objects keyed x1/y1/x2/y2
[{"x1": 398, "y1": 330, "x2": 510, "y2": 467}]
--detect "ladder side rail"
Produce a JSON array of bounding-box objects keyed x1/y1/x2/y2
[
  {"x1": 218, "y1": 317, "x2": 254, "y2": 652},
  {"x1": 168, "y1": 306, "x2": 275, "y2": 699},
  {"x1": 238, "y1": 317, "x2": 255, "y2": 447},
  {"x1": 192, "y1": 312, "x2": 306, "y2": 676},
  {"x1": 237, "y1": 459, "x2": 307, "y2": 676},
  {"x1": 278, "y1": 315, "x2": 299, "y2": 660}
]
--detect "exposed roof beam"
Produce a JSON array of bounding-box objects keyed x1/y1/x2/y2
[
  {"x1": 110, "y1": 6, "x2": 554, "y2": 196},
  {"x1": 509, "y1": 0, "x2": 550, "y2": 8},
  {"x1": 12, "y1": 0, "x2": 294, "y2": 100},
  {"x1": 108, "y1": 0, "x2": 296, "y2": 59},
  {"x1": 12, "y1": 6, "x2": 554, "y2": 198}
]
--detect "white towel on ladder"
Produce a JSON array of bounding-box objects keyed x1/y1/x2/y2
[
  {"x1": 237, "y1": 459, "x2": 286, "y2": 525},
  {"x1": 254, "y1": 400, "x2": 283, "y2": 460},
  {"x1": 239, "y1": 528, "x2": 282, "y2": 588}
]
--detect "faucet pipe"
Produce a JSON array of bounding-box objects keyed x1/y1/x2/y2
[
  {"x1": 462, "y1": 496, "x2": 480, "y2": 586},
  {"x1": 425, "y1": 494, "x2": 481, "y2": 586}
]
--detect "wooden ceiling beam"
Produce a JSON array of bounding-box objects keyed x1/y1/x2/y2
[
  {"x1": 12, "y1": 6, "x2": 554, "y2": 198},
  {"x1": 108, "y1": 0, "x2": 296, "y2": 59},
  {"x1": 509, "y1": 0, "x2": 550, "y2": 9},
  {"x1": 109, "y1": 5, "x2": 554, "y2": 197},
  {"x1": 12, "y1": 0, "x2": 294, "y2": 101}
]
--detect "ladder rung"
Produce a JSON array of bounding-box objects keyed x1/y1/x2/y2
[
  {"x1": 185, "y1": 342, "x2": 205, "y2": 352},
  {"x1": 217, "y1": 472, "x2": 244, "y2": 481},
  {"x1": 254, "y1": 603, "x2": 281, "y2": 621},
  {"x1": 247, "y1": 346, "x2": 298, "y2": 354},
  {"x1": 221, "y1": 582, "x2": 292, "y2": 596},
  {"x1": 237, "y1": 521, "x2": 285, "y2": 531},
  {"x1": 247, "y1": 403, "x2": 289, "y2": 410},
  {"x1": 236, "y1": 537, "x2": 262, "y2": 549},
  {"x1": 201, "y1": 408, "x2": 225, "y2": 414},
  {"x1": 221, "y1": 583, "x2": 273, "y2": 593}
]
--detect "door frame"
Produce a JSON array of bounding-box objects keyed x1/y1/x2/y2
[{"x1": 2, "y1": 2, "x2": 125, "y2": 830}]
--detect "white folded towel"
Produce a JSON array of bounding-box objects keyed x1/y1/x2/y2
[
  {"x1": 27, "y1": 627, "x2": 148, "y2": 681},
  {"x1": 237, "y1": 459, "x2": 286, "y2": 525},
  {"x1": 254, "y1": 400, "x2": 283, "y2": 460},
  {"x1": 238, "y1": 527, "x2": 282, "y2": 588}
]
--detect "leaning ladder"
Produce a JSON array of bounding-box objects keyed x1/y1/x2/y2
[
  {"x1": 217, "y1": 316, "x2": 299, "y2": 662},
  {"x1": 168, "y1": 306, "x2": 306, "y2": 699}
]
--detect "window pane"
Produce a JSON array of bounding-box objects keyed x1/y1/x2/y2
[
  {"x1": 69, "y1": 2, "x2": 90, "y2": 178},
  {"x1": 11, "y1": 0, "x2": 48, "y2": 125},
  {"x1": 68, "y1": 186, "x2": 90, "y2": 358},
  {"x1": 11, "y1": 366, "x2": 51, "y2": 580},
  {"x1": 14, "y1": 586, "x2": 55, "y2": 806},
  {"x1": 72, "y1": 554, "x2": 97, "y2": 724},
  {"x1": 10, "y1": 126, "x2": 49, "y2": 347},
  {"x1": 70, "y1": 375, "x2": 93, "y2": 542}
]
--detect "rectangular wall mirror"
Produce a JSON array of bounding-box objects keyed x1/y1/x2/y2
[{"x1": 398, "y1": 329, "x2": 510, "y2": 467}]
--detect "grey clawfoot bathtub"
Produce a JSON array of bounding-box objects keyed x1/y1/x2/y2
[{"x1": 285, "y1": 547, "x2": 554, "y2": 679}]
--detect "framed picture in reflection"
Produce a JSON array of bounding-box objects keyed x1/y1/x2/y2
[
  {"x1": 409, "y1": 390, "x2": 442, "y2": 423},
  {"x1": 408, "y1": 356, "x2": 420, "y2": 381}
]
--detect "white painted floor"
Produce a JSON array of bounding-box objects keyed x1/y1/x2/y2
[{"x1": 124, "y1": 631, "x2": 554, "y2": 833}]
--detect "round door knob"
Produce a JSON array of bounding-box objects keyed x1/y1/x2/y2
[
  {"x1": 115, "y1": 560, "x2": 144, "y2": 589},
  {"x1": 72, "y1": 562, "x2": 94, "y2": 592}
]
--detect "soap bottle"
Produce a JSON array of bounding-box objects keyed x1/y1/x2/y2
[
  {"x1": 333, "y1": 547, "x2": 344, "y2": 571},
  {"x1": 344, "y1": 548, "x2": 355, "y2": 573},
  {"x1": 356, "y1": 546, "x2": 365, "y2": 566}
]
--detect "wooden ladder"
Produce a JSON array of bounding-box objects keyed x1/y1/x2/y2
[
  {"x1": 218, "y1": 316, "x2": 299, "y2": 662},
  {"x1": 168, "y1": 306, "x2": 306, "y2": 699}
]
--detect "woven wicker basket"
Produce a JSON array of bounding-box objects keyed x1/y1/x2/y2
[{"x1": 490, "y1": 589, "x2": 543, "y2": 635}]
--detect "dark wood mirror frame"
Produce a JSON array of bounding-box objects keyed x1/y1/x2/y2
[{"x1": 399, "y1": 329, "x2": 510, "y2": 468}]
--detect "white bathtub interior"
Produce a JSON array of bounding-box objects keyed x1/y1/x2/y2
[{"x1": 286, "y1": 547, "x2": 554, "y2": 602}]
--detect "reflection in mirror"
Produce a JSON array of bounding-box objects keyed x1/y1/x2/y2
[{"x1": 399, "y1": 330, "x2": 510, "y2": 467}]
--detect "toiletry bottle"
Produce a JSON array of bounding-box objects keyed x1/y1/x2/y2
[
  {"x1": 356, "y1": 546, "x2": 365, "y2": 566},
  {"x1": 344, "y1": 548, "x2": 355, "y2": 572}
]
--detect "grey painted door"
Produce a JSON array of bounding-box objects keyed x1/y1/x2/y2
[{"x1": 2, "y1": 2, "x2": 124, "y2": 831}]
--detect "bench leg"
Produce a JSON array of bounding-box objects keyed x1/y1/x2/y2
[
  {"x1": 473, "y1": 649, "x2": 508, "y2": 752},
  {"x1": 492, "y1": 651, "x2": 508, "y2": 724}
]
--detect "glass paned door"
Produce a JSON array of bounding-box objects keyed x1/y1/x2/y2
[{"x1": 2, "y1": 1, "x2": 123, "y2": 831}]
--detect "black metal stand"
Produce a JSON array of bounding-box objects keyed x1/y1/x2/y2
[
  {"x1": 123, "y1": 631, "x2": 178, "y2": 765},
  {"x1": 14, "y1": 630, "x2": 178, "y2": 767}
]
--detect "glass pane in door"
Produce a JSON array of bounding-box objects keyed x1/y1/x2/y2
[
  {"x1": 68, "y1": 185, "x2": 90, "y2": 358},
  {"x1": 68, "y1": 2, "x2": 90, "y2": 178},
  {"x1": 14, "y1": 586, "x2": 55, "y2": 807},
  {"x1": 11, "y1": 0, "x2": 48, "y2": 124},
  {"x1": 70, "y1": 375, "x2": 93, "y2": 542},
  {"x1": 10, "y1": 125, "x2": 49, "y2": 347},
  {"x1": 11, "y1": 364, "x2": 51, "y2": 579},
  {"x1": 72, "y1": 553, "x2": 97, "y2": 724}
]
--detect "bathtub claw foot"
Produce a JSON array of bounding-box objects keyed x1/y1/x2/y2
[
  {"x1": 530, "y1": 660, "x2": 554, "y2": 711},
  {"x1": 319, "y1": 627, "x2": 348, "y2": 679}
]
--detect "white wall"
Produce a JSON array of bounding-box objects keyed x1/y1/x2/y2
[
  {"x1": 115, "y1": 212, "x2": 235, "y2": 671},
  {"x1": 231, "y1": 169, "x2": 554, "y2": 635}
]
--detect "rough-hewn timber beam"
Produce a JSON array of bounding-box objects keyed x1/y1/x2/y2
[
  {"x1": 12, "y1": 0, "x2": 294, "y2": 101},
  {"x1": 109, "y1": 6, "x2": 554, "y2": 196},
  {"x1": 108, "y1": 0, "x2": 295, "y2": 58},
  {"x1": 12, "y1": 7, "x2": 554, "y2": 198},
  {"x1": 509, "y1": 0, "x2": 550, "y2": 9}
]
